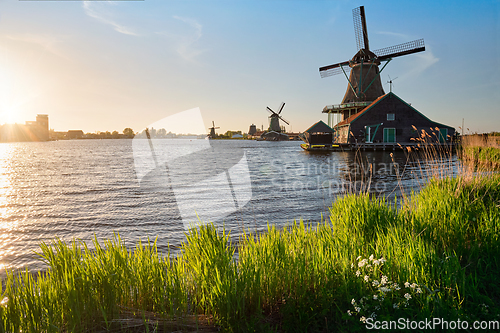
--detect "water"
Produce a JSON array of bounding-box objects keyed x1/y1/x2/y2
[{"x1": 0, "y1": 139, "x2": 456, "y2": 274}]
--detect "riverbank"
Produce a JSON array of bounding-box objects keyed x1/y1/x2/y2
[
  {"x1": 461, "y1": 134, "x2": 500, "y2": 170},
  {"x1": 1, "y1": 171, "x2": 499, "y2": 332}
]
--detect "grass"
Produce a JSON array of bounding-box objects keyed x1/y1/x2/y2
[
  {"x1": 461, "y1": 134, "x2": 500, "y2": 170},
  {"x1": 1, "y1": 172, "x2": 500, "y2": 332}
]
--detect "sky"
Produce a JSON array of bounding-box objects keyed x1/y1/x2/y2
[{"x1": 0, "y1": 0, "x2": 498, "y2": 134}]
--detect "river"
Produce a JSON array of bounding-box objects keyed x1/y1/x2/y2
[{"x1": 0, "y1": 139, "x2": 456, "y2": 274}]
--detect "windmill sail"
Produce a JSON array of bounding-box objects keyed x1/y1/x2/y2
[
  {"x1": 278, "y1": 116, "x2": 290, "y2": 125},
  {"x1": 353, "y1": 6, "x2": 369, "y2": 51},
  {"x1": 374, "y1": 39, "x2": 425, "y2": 61},
  {"x1": 319, "y1": 62, "x2": 351, "y2": 78}
]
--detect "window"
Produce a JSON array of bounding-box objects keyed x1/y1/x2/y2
[
  {"x1": 387, "y1": 113, "x2": 395, "y2": 121},
  {"x1": 438, "y1": 128, "x2": 448, "y2": 143},
  {"x1": 383, "y1": 128, "x2": 396, "y2": 143}
]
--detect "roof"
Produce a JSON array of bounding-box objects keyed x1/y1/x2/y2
[
  {"x1": 335, "y1": 94, "x2": 387, "y2": 127},
  {"x1": 334, "y1": 92, "x2": 454, "y2": 130},
  {"x1": 303, "y1": 120, "x2": 334, "y2": 134}
]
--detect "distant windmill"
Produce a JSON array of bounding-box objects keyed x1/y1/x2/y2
[
  {"x1": 387, "y1": 75, "x2": 398, "y2": 93},
  {"x1": 266, "y1": 102, "x2": 289, "y2": 133},
  {"x1": 319, "y1": 6, "x2": 425, "y2": 103},
  {"x1": 208, "y1": 121, "x2": 220, "y2": 138}
]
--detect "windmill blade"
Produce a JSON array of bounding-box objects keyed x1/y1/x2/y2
[
  {"x1": 353, "y1": 6, "x2": 370, "y2": 51},
  {"x1": 319, "y1": 62, "x2": 351, "y2": 78},
  {"x1": 374, "y1": 39, "x2": 425, "y2": 61},
  {"x1": 266, "y1": 106, "x2": 277, "y2": 115},
  {"x1": 278, "y1": 115, "x2": 290, "y2": 126},
  {"x1": 277, "y1": 102, "x2": 285, "y2": 114},
  {"x1": 387, "y1": 75, "x2": 398, "y2": 83}
]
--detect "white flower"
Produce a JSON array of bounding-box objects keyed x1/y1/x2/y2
[
  {"x1": 360, "y1": 316, "x2": 367, "y2": 323},
  {"x1": 416, "y1": 287, "x2": 422, "y2": 294},
  {"x1": 379, "y1": 287, "x2": 391, "y2": 293},
  {"x1": 347, "y1": 310, "x2": 352, "y2": 316},
  {"x1": 370, "y1": 312, "x2": 377, "y2": 319},
  {"x1": 351, "y1": 263, "x2": 354, "y2": 269},
  {"x1": 356, "y1": 256, "x2": 362, "y2": 261},
  {"x1": 393, "y1": 303, "x2": 399, "y2": 309},
  {"x1": 404, "y1": 293, "x2": 412, "y2": 300},
  {"x1": 404, "y1": 282, "x2": 410, "y2": 288},
  {"x1": 358, "y1": 259, "x2": 368, "y2": 267},
  {"x1": 393, "y1": 283, "x2": 400, "y2": 290},
  {"x1": 381, "y1": 275, "x2": 388, "y2": 285},
  {"x1": 369, "y1": 254, "x2": 374, "y2": 261},
  {"x1": 356, "y1": 270, "x2": 361, "y2": 277},
  {"x1": 355, "y1": 306, "x2": 361, "y2": 312},
  {"x1": 379, "y1": 257, "x2": 386, "y2": 263},
  {"x1": 411, "y1": 283, "x2": 418, "y2": 289},
  {"x1": 373, "y1": 259, "x2": 380, "y2": 265},
  {"x1": 372, "y1": 280, "x2": 379, "y2": 287},
  {"x1": 364, "y1": 275, "x2": 370, "y2": 282},
  {"x1": 351, "y1": 298, "x2": 356, "y2": 305},
  {"x1": 373, "y1": 295, "x2": 378, "y2": 300}
]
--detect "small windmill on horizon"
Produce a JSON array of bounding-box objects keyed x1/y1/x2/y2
[
  {"x1": 266, "y1": 102, "x2": 289, "y2": 133},
  {"x1": 262, "y1": 102, "x2": 290, "y2": 141},
  {"x1": 208, "y1": 121, "x2": 219, "y2": 139}
]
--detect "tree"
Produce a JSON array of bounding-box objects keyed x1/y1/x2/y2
[
  {"x1": 157, "y1": 128, "x2": 166, "y2": 137},
  {"x1": 123, "y1": 128, "x2": 135, "y2": 138}
]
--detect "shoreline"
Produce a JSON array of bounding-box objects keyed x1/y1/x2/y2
[{"x1": 2, "y1": 170, "x2": 499, "y2": 332}]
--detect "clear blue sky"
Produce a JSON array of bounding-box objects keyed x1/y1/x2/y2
[{"x1": 0, "y1": 0, "x2": 498, "y2": 134}]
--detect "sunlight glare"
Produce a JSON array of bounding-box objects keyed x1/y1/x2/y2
[{"x1": 0, "y1": 144, "x2": 14, "y2": 222}]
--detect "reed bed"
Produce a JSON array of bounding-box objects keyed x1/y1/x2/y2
[
  {"x1": 461, "y1": 134, "x2": 500, "y2": 170},
  {"x1": 1, "y1": 170, "x2": 499, "y2": 332}
]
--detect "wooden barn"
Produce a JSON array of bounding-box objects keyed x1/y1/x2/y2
[
  {"x1": 300, "y1": 120, "x2": 334, "y2": 145},
  {"x1": 330, "y1": 92, "x2": 455, "y2": 144}
]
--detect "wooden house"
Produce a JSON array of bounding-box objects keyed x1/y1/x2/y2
[{"x1": 332, "y1": 92, "x2": 455, "y2": 144}]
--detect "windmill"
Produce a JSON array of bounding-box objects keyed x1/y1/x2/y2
[
  {"x1": 319, "y1": 6, "x2": 425, "y2": 104},
  {"x1": 208, "y1": 121, "x2": 219, "y2": 139},
  {"x1": 266, "y1": 102, "x2": 289, "y2": 133}
]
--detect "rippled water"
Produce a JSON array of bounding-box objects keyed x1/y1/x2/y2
[{"x1": 0, "y1": 139, "x2": 456, "y2": 274}]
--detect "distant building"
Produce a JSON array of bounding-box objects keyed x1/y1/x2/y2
[
  {"x1": 67, "y1": 130, "x2": 84, "y2": 139},
  {"x1": 0, "y1": 114, "x2": 49, "y2": 142}
]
